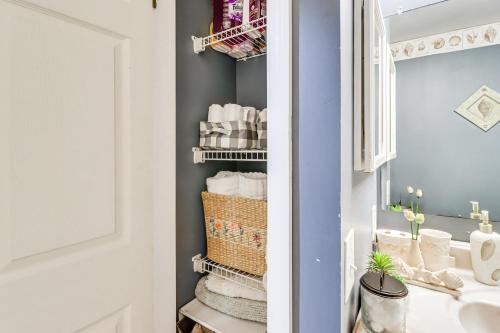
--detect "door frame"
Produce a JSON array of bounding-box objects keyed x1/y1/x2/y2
[
  {"x1": 153, "y1": 1, "x2": 176, "y2": 332},
  {"x1": 152, "y1": 0, "x2": 293, "y2": 331}
]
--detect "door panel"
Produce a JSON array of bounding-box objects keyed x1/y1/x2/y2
[{"x1": 0, "y1": 0, "x2": 152, "y2": 332}]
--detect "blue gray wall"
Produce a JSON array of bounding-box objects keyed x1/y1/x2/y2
[
  {"x1": 176, "y1": 0, "x2": 238, "y2": 310},
  {"x1": 293, "y1": 0, "x2": 342, "y2": 331},
  {"x1": 390, "y1": 45, "x2": 500, "y2": 221}
]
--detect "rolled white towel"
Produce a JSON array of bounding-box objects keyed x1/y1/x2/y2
[
  {"x1": 206, "y1": 171, "x2": 239, "y2": 196},
  {"x1": 223, "y1": 103, "x2": 244, "y2": 121},
  {"x1": 258, "y1": 108, "x2": 267, "y2": 122},
  {"x1": 238, "y1": 172, "x2": 267, "y2": 200},
  {"x1": 208, "y1": 104, "x2": 225, "y2": 123},
  {"x1": 205, "y1": 274, "x2": 267, "y2": 302},
  {"x1": 242, "y1": 106, "x2": 258, "y2": 123}
]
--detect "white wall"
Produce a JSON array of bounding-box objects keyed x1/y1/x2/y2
[
  {"x1": 153, "y1": 1, "x2": 176, "y2": 332},
  {"x1": 340, "y1": 1, "x2": 379, "y2": 332}
]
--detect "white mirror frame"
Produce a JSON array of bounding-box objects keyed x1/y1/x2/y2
[
  {"x1": 387, "y1": 51, "x2": 397, "y2": 161},
  {"x1": 364, "y1": 0, "x2": 387, "y2": 172}
]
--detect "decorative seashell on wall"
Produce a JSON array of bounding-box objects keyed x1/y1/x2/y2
[
  {"x1": 466, "y1": 31, "x2": 478, "y2": 44},
  {"x1": 417, "y1": 41, "x2": 426, "y2": 51},
  {"x1": 484, "y1": 27, "x2": 497, "y2": 43},
  {"x1": 404, "y1": 43, "x2": 414, "y2": 57},
  {"x1": 433, "y1": 38, "x2": 445, "y2": 49},
  {"x1": 391, "y1": 47, "x2": 399, "y2": 58},
  {"x1": 448, "y1": 35, "x2": 461, "y2": 47},
  {"x1": 477, "y1": 99, "x2": 494, "y2": 120}
]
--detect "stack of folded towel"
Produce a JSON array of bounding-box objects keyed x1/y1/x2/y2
[
  {"x1": 200, "y1": 104, "x2": 267, "y2": 150},
  {"x1": 195, "y1": 275, "x2": 267, "y2": 324},
  {"x1": 206, "y1": 171, "x2": 267, "y2": 200}
]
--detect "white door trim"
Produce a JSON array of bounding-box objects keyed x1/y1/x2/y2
[
  {"x1": 153, "y1": 1, "x2": 176, "y2": 332},
  {"x1": 267, "y1": 0, "x2": 293, "y2": 332}
]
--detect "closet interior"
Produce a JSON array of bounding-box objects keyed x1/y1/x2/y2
[{"x1": 176, "y1": 1, "x2": 268, "y2": 332}]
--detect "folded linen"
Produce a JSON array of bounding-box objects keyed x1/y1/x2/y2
[
  {"x1": 207, "y1": 104, "x2": 225, "y2": 123},
  {"x1": 205, "y1": 274, "x2": 267, "y2": 302},
  {"x1": 195, "y1": 276, "x2": 267, "y2": 323},
  {"x1": 223, "y1": 104, "x2": 244, "y2": 122},
  {"x1": 238, "y1": 172, "x2": 267, "y2": 200},
  {"x1": 206, "y1": 171, "x2": 239, "y2": 196},
  {"x1": 258, "y1": 108, "x2": 267, "y2": 123},
  {"x1": 206, "y1": 171, "x2": 267, "y2": 199}
]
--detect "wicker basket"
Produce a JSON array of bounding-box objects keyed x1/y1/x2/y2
[{"x1": 201, "y1": 192, "x2": 267, "y2": 276}]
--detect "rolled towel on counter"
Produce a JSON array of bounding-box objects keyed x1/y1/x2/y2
[
  {"x1": 238, "y1": 172, "x2": 267, "y2": 200},
  {"x1": 223, "y1": 103, "x2": 244, "y2": 121},
  {"x1": 207, "y1": 104, "x2": 225, "y2": 123},
  {"x1": 242, "y1": 106, "x2": 258, "y2": 123},
  {"x1": 258, "y1": 108, "x2": 267, "y2": 122},
  {"x1": 206, "y1": 171, "x2": 239, "y2": 196},
  {"x1": 205, "y1": 274, "x2": 267, "y2": 302}
]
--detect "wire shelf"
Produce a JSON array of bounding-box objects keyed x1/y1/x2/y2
[
  {"x1": 192, "y1": 254, "x2": 265, "y2": 291},
  {"x1": 192, "y1": 148, "x2": 267, "y2": 164},
  {"x1": 192, "y1": 17, "x2": 267, "y2": 61}
]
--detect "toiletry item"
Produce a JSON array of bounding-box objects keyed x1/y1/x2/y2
[
  {"x1": 420, "y1": 229, "x2": 452, "y2": 272},
  {"x1": 360, "y1": 272, "x2": 408, "y2": 333},
  {"x1": 376, "y1": 229, "x2": 412, "y2": 262},
  {"x1": 470, "y1": 210, "x2": 500, "y2": 286},
  {"x1": 470, "y1": 201, "x2": 482, "y2": 220}
]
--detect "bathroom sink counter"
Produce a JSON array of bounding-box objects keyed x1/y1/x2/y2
[{"x1": 406, "y1": 268, "x2": 500, "y2": 333}]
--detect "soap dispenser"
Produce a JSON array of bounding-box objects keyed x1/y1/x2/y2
[{"x1": 470, "y1": 210, "x2": 500, "y2": 286}]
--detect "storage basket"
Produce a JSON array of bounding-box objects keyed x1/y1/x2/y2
[
  {"x1": 256, "y1": 121, "x2": 267, "y2": 149},
  {"x1": 201, "y1": 192, "x2": 267, "y2": 276},
  {"x1": 200, "y1": 121, "x2": 258, "y2": 150}
]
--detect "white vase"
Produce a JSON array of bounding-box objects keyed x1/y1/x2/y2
[
  {"x1": 375, "y1": 229, "x2": 412, "y2": 261},
  {"x1": 420, "y1": 229, "x2": 452, "y2": 272},
  {"x1": 406, "y1": 239, "x2": 424, "y2": 268}
]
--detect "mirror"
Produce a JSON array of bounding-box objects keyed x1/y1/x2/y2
[{"x1": 383, "y1": 0, "x2": 500, "y2": 222}]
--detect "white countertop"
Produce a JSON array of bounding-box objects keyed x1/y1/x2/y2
[{"x1": 406, "y1": 268, "x2": 500, "y2": 333}]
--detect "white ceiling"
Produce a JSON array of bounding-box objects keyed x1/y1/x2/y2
[{"x1": 387, "y1": 0, "x2": 500, "y2": 43}]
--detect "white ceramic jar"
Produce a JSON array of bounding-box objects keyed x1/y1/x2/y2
[{"x1": 420, "y1": 229, "x2": 452, "y2": 272}]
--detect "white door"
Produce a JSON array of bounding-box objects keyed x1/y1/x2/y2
[{"x1": 0, "y1": 0, "x2": 153, "y2": 332}]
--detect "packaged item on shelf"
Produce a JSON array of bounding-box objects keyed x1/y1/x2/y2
[
  {"x1": 212, "y1": 0, "x2": 225, "y2": 33},
  {"x1": 228, "y1": 0, "x2": 244, "y2": 27},
  {"x1": 191, "y1": 324, "x2": 215, "y2": 333},
  {"x1": 201, "y1": 192, "x2": 267, "y2": 275},
  {"x1": 199, "y1": 121, "x2": 258, "y2": 150},
  {"x1": 205, "y1": 274, "x2": 267, "y2": 301},
  {"x1": 195, "y1": 276, "x2": 267, "y2": 323}
]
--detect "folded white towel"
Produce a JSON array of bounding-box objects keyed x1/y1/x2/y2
[
  {"x1": 258, "y1": 108, "x2": 267, "y2": 123},
  {"x1": 206, "y1": 171, "x2": 239, "y2": 196},
  {"x1": 223, "y1": 104, "x2": 244, "y2": 121},
  {"x1": 208, "y1": 104, "x2": 225, "y2": 123},
  {"x1": 238, "y1": 172, "x2": 267, "y2": 200},
  {"x1": 205, "y1": 274, "x2": 267, "y2": 302},
  {"x1": 207, "y1": 171, "x2": 267, "y2": 199},
  {"x1": 242, "y1": 106, "x2": 258, "y2": 123}
]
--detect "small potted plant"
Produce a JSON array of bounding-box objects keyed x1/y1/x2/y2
[{"x1": 360, "y1": 252, "x2": 408, "y2": 333}]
